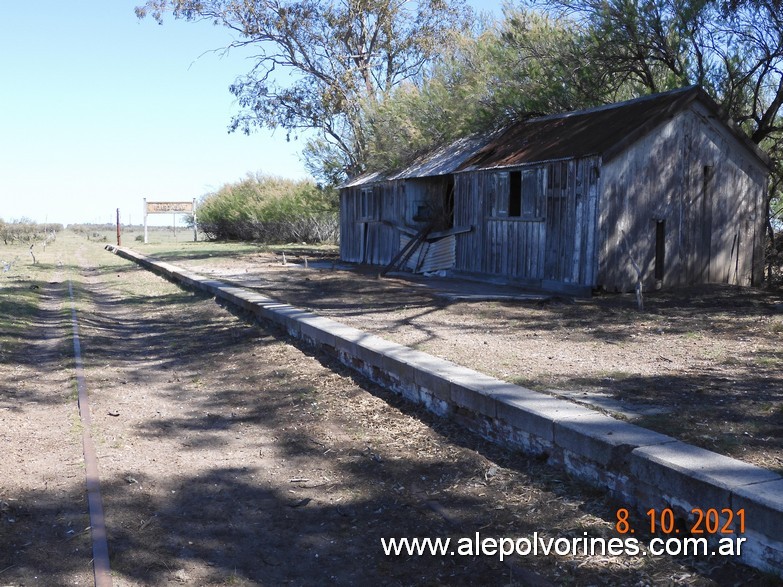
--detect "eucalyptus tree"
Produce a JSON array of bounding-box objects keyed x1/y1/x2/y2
[
  {"x1": 534, "y1": 0, "x2": 783, "y2": 145},
  {"x1": 136, "y1": 0, "x2": 472, "y2": 184},
  {"x1": 362, "y1": 8, "x2": 612, "y2": 173},
  {"x1": 534, "y1": 0, "x2": 783, "y2": 265}
]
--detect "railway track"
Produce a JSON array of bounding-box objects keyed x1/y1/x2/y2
[
  {"x1": 67, "y1": 277, "x2": 112, "y2": 587},
  {"x1": 1, "y1": 236, "x2": 769, "y2": 585}
]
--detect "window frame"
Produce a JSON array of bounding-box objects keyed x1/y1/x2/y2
[{"x1": 492, "y1": 165, "x2": 547, "y2": 222}]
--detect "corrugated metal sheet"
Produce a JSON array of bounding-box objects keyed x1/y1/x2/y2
[
  {"x1": 341, "y1": 170, "x2": 386, "y2": 189},
  {"x1": 392, "y1": 135, "x2": 492, "y2": 180},
  {"x1": 458, "y1": 86, "x2": 769, "y2": 171},
  {"x1": 400, "y1": 235, "x2": 456, "y2": 273},
  {"x1": 343, "y1": 135, "x2": 492, "y2": 188},
  {"x1": 342, "y1": 86, "x2": 769, "y2": 189}
]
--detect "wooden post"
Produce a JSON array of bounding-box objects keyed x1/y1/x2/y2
[{"x1": 143, "y1": 198, "x2": 148, "y2": 244}]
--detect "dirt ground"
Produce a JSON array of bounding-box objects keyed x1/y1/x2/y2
[
  {"x1": 0, "y1": 235, "x2": 777, "y2": 585},
  {"x1": 154, "y1": 245, "x2": 783, "y2": 475}
]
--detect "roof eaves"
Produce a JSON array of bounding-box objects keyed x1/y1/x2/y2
[
  {"x1": 529, "y1": 84, "x2": 700, "y2": 126},
  {"x1": 339, "y1": 170, "x2": 387, "y2": 189}
]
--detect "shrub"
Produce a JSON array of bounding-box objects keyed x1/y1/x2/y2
[
  {"x1": 0, "y1": 218, "x2": 62, "y2": 245},
  {"x1": 767, "y1": 231, "x2": 783, "y2": 287},
  {"x1": 196, "y1": 173, "x2": 339, "y2": 243}
]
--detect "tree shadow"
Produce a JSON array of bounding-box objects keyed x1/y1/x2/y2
[{"x1": 4, "y1": 250, "x2": 775, "y2": 584}]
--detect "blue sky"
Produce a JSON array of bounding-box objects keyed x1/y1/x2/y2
[{"x1": 0, "y1": 1, "x2": 502, "y2": 226}]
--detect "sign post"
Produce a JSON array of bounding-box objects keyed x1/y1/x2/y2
[{"x1": 143, "y1": 199, "x2": 197, "y2": 244}]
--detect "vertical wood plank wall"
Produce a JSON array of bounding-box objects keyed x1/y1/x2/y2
[
  {"x1": 340, "y1": 106, "x2": 766, "y2": 292},
  {"x1": 453, "y1": 157, "x2": 600, "y2": 288},
  {"x1": 599, "y1": 108, "x2": 767, "y2": 291},
  {"x1": 340, "y1": 181, "x2": 406, "y2": 265}
]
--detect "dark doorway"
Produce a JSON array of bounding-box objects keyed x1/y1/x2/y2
[{"x1": 444, "y1": 175, "x2": 455, "y2": 229}]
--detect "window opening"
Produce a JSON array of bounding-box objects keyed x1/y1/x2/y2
[
  {"x1": 413, "y1": 202, "x2": 432, "y2": 222},
  {"x1": 509, "y1": 171, "x2": 522, "y2": 217},
  {"x1": 500, "y1": 167, "x2": 545, "y2": 220}
]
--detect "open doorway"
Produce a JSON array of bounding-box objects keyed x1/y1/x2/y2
[{"x1": 444, "y1": 175, "x2": 455, "y2": 229}]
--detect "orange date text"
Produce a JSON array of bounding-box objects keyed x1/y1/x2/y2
[{"x1": 614, "y1": 508, "x2": 745, "y2": 535}]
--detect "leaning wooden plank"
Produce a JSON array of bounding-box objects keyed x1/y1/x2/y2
[{"x1": 380, "y1": 221, "x2": 434, "y2": 276}]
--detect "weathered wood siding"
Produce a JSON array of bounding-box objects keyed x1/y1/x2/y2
[
  {"x1": 453, "y1": 157, "x2": 601, "y2": 288},
  {"x1": 341, "y1": 102, "x2": 766, "y2": 293},
  {"x1": 340, "y1": 181, "x2": 406, "y2": 264},
  {"x1": 599, "y1": 106, "x2": 767, "y2": 291}
]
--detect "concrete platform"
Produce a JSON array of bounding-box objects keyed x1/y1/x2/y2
[{"x1": 105, "y1": 244, "x2": 783, "y2": 577}]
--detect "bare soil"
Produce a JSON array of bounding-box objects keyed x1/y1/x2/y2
[
  {"x1": 0, "y1": 274, "x2": 93, "y2": 585},
  {"x1": 166, "y1": 246, "x2": 783, "y2": 475},
  {"x1": 0, "y1": 236, "x2": 777, "y2": 585}
]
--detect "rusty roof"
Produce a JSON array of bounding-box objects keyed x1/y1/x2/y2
[
  {"x1": 341, "y1": 133, "x2": 492, "y2": 188},
  {"x1": 343, "y1": 86, "x2": 769, "y2": 188},
  {"x1": 458, "y1": 85, "x2": 769, "y2": 171}
]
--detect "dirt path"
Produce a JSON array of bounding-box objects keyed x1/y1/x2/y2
[
  {"x1": 0, "y1": 236, "x2": 769, "y2": 585},
  {"x1": 0, "y1": 270, "x2": 93, "y2": 584},
  {"x1": 160, "y1": 248, "x2": 783, "y2": 474}
]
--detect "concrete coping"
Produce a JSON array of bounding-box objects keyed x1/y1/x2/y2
[{"x1": 105, "y1": 244, "x2": 783, "y2": 576}]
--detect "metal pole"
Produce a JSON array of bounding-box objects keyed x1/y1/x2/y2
[
  {"x1": 116, "y1": 208, "x2": 121, "y2": 247},
  {"x1": 143, "y1": 198, "x2": 148, "y2": 244},
  {"x1": 192, "y1": 198, "x2": 197, "y2": 242}
]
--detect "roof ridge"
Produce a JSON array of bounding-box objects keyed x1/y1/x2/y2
[{"x1": 520, "y1": 85, "x2": 701, "y2": 124}]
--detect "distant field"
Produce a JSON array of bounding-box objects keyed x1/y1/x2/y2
[{"x1": 87, "y1": 225, "x2": 198, "y2": 246}]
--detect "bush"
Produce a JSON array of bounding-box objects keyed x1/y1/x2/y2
[
  {"x1": 0, "y1": 218, "x2": 62, "y2": 245},
  {"x1": 766, "y1": 231, "x2": 783, "y2": 287},
  {"x1": 196, "y1": 173, "x2": 339, "y2": 244}
]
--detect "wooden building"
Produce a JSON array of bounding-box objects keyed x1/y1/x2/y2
[{"x1": 340, "y1": 87, "x2": 771, "y2": 294}]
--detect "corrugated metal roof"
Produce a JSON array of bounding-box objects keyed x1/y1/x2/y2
[
  {"x1": 390, "y1": 134, "x2": 493, "y2": 179},
  {"x1": 341, "y1": 170, "x2": 386, "y2": 189},
  {"x1": 459, "y1": 85, "x2": 769, "y2": 171},
  {"x1": 341, "y1": 134, "x2": 492, "y2": 188},
  {"x1": 342, "y1": 86, "x2": 770, "y2": 187}
]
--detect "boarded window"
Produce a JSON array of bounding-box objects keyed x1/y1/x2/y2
[
  {"x1": 547, "y1": 161, "x2": 569, "y2": 191},
  {"x1": 359, "y1": 187, "x2": 380, "y2": 221}
]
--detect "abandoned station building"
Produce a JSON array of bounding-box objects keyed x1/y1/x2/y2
[{"x1": 339, "y1": 86, "x2": 771, "y2": 295}]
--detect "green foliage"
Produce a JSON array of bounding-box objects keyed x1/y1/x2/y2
[
  {"x1": 363, "y1": 8, "x2": 613, "y2": 173},
  {"x1": 530, "y1": 0, "x2": 783, "y2": 278},
  {"x1": 534, "y1": 0, "x2": 783, "y2": 147},
  {"x1": 196, "y1": 173, "x2": 339, "y2": 243},
  {"x1": 0, "y1": 218, "x2": 61, "y2": 245}
]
